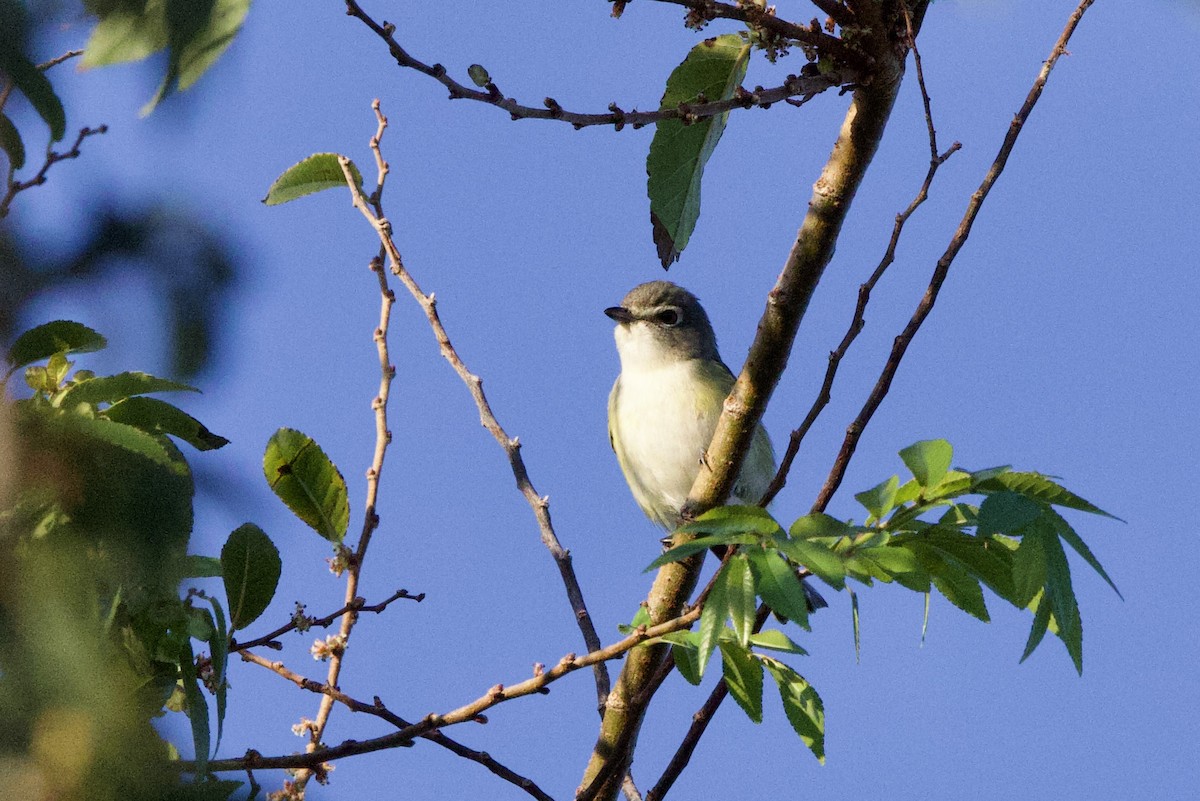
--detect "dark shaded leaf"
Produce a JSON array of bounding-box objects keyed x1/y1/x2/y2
[
  {"x1": 183, "y1": 555, "x2": 223, "y2": 578},
  {"x1": 1028, "y1": 522, "x2": 1083, "y2": 673},
  {"x1": 760, "y1": 656, "x2": 825, "y2": 763},
  {"x1": 647, "y1": 34, "x2": 751, "y2": 266},
  {"x1": 976, "y1": 471, "x2": 1118, "y2": 519},
  {"x1": 0, "y1": 111, "x2": 25, "y2": 169},
  {"x1": 7, "y1": 320, "x2": 106, "y2": 371},
  {"x1": 1046, "y1": 507, "x2": 1121, "y2": 599},
  {"x1": 906, "y1": 541, "x2": 989, "y2": 622},
  {"x1": 104, "y1": 396, "x2": 229, "y2": 450},
  {"x1": 977, "y1": 491, "x2": 1043, "y2": 537},
  {"x1": 0, "y1": 35, "x2": 65, "y2": 141},
  {"x1": 220, "y1": 523, "x2": 281, "y2": 630},
  {"x1": 746, "y1": 549, "x2": 810, "y2": 629},
  {"x1": 673, "y1": 642, "x2": 702, "y2": 685},
  {"x1": 178, "y1": 639, "x2": 210, "y2": 775}
]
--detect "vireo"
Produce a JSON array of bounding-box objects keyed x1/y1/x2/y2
[
  {"x1": 605, "y1": 280, "x2": 826, "y2": 611},
  {"x1": 604, "y1": 280, "x2": 775, "y2": 529}
]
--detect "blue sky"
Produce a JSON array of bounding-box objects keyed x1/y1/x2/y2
[{"x1": 11, "y1": 2, "x2": 1200, "y2": 799}]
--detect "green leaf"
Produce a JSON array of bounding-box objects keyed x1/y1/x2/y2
[
  {"x1": 263, "y1": 428, "x2": 349, "y2": 542},
  {"x1": 263, "y1": 153, "x2": 365, "y2": 206},
  {"x1": 644, "y1": 532, "x2": 756, "y2": 570},
  {"x1": 0, "y1": 111, "x2": 25, "y2": 169},
  {"x1": 82, "y1": 0, "x2": 251, "y2": 115},
  {"x1": 725, "y1": 555, "x2": 756, "y2": 647},
  {"x1": 1028, "y1": 522, "x2": 1084, "y2": 673},
  {"x1": 680, "y1": 504, "x2": 784, "y2": 538},
  {"x1": 919, "y1": 528, "x2": 1016, "y2": 603},
  {"x1": 789, "y1": 512, "x2": 853, "y2": 540},
  {"x1": 1046, "y1": 507, "x2": 1121, "y2": 600},
  {"x1": 6, "y1": 321, "x2": 106, "y2": 371},
  {"x1": 899, "y1": 439, "x2": 953, "y2": 488},
  {"x1": 746, "y1": 549, "x2": 810, "y2": 629},
  {"x1": 0, "y1": 42, "x2": 66, "y2": 142},
  {"x1": 63, "y1": 415, "x2": 182, "y2": 471},
  {"x1": 1020, "y1": 589, "x2": 1053, "y2": 663},
  {"x1": 221, "y1": 523, "x2": 282, "y2": 630},
  {"x1": 777, "y1": 538, "x2": 846, "y2": 590},
  {"x1": 854, "y1": 475, "x2": 900, "y2": 521},
  {"x1": 854, "y1": 545, "x2": 930, "y2": 593},
  {"x1": 647, "y1": 34, "x2": 751, "y2": 266},
  {"x1": 976, "y1": 471, "x2": 1118, "y2": 519},
  {"x1": 850, "y1": 587, "x2": 861, "y2": 663},
  {"x1": 977, "y1": 491, "x2": 1043, "y2": 537},
  {"x1": 178, "y1": 638, "x2": 211, "y2": 776},
  {"x1": 697, "y1": 562, "x2": 732, "y2": 676},
  {"x1": 906, "y1": 541, "x2": 989, "y2": 622},
  {"x1": 182, "y1": 555, "x2": 223, "y2": 578},
  {"x1": 1011, "y1": 528, "x2": 1046, "y2": 607},
  {"x1": 719, "y1": 640, "x2": 764, "y2": 723},
  {"x1": 104, "y1": 396, "x2": 229, "y2": 450},
  {"x1": 206, "y1": 595, "x2": 229, "y2": 756},
  {"x1": 56, "y1": 371, "x2": 198, "y2": 408},
  {"x1": 673, "y1": 641, "x2": 702, "y2": 685},
  {"x1": 760, "y1": 656, "x2": 825, "y2": 763},
  {"x1": 749, "y1": 629, "x2": 808, "y2": 656}
]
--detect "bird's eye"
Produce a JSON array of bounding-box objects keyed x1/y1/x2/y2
[{"x1": 654, "y1": 308, "x2": 682, "y2": 327}]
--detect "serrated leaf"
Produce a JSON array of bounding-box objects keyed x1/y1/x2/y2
[
  {"x1": 922, "y1": 527, "x2": 1016, "y2": 603},
  {"x1": 725, "y1": 555, "x2": 756, "y2": 647},
  {"x1": 103, "y1": 396, "x2": 229, "y2": 450},
  {"x1": 1028, "y1": 522, "x2": 1083, "y2": 673},
  {"x1": 906, "y1": 541, "x2": 989, "y2": 622},
  {"x1": 697, "y1": 562, "x2": 732, "y2": 676},
  {"x1": 854, "y1": 545, "x2": 931, "y2": 593},
  {"x1": 57, "y1": 371, "x2": 198, "y2": 408},
  {"x1": 680, "y1": 504, "x2": 784, "y2": 538},
  {"x1": 263, "y1": 153, "x2": 365, "y2": 206},
  {"x1": 645, "y1": 532, "x2": 756, "y2": 570},
  {"x1": 1011, "y1": 527, "x2": 1046, "y2": 607},
  {"x1": 720, "y1": 640, "x2": 764, "y2": 722},
  {"x1": 746, "y1": 549, "x2": 811, "y2": 629},
  {"x1": 777, "y1": 538, "x2": 846, "y2": 590},
  {"x1": 6, "y1": 320, "x2": 106, "y2": 371},
  {"x1": 976, "y1": 471, "x2": 1118, "y2": 519},
  {"x1": 977, "y1": 491, "x2": 1043, "y2": 537},
  {"x1": 673, "y1": 642, "x2": 702, "y2": 685},
  {"x1": 65, "y1": 415, "x2": 183, "y2": 472},
  {"x1": 760, "y1": 656, "x2": 825, "y2": 763},
  {"x1": 263, "y1": 428, "x2": 349, "y2": 542},
  {"x1": 0, "y1": 112, "x2": 25, "y2": 169},
  {"x1": 789, "y1": 512, "x2": 853, "y2": 540},
  {"x1": 854, "y1": 475, "x2": 900, "y2": 521},
  {"x1": 749, "y1": 629, "x2": 808, "y2": 655},
  {"x1": 1020, "y1": 589, "x2": 1053, "y2": 663},
  {"x1": 647, "y1": 34, "x2": 751, "y2": 267},
  {"x1": 221, "y1": 523, "x2": 281, "y2": 630},
  {"x1": 1045, "y1": 507, "x2": 1121, "y2": 599},
  {"x1": 899, "y1": 439, "x2": 953, "y2": 488}
]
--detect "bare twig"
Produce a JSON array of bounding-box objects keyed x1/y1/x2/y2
[
  {"x1": 335, "y1": 103, "x2": 610, "y2": 713},
  {"x1": 36, "y1": 49, "x2": 84, "y2": 71},
  {"x1": 241, "y1": 653, "x2": 555, "y2": 801},
  {"x1": 760, "y1": 4, "x2": 960, "y2": 506},
  {"x1": 290, "y1": 102, "x2": 399, "y2": 795},
  {"x1": 811, "y1": 0, "x2": 1099, "y2": 513},
  {"x1": 0, "y1": 125, "x2": 108, "y2": 218},
  {"x1": 188, "y1": 605, "x2": 704, "y2": 774},
  {"x1": 230, "y1": 589, "x2": 424, "y2": 651},
  {"x1": 342, "y1": 0, "x2": 856, "y2": 132}
]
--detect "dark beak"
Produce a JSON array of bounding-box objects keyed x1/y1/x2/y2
[{"x1": 605, "y1": 305, "x2": 635, "y2": 323}]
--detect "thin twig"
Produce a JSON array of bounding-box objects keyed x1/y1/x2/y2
[
  {"x1": 240, "y1": 653, "x2": 556, "y2": 801},
  {"x1": 809, "y1": 0, "x2": 853, "y2": 28},
  {"x1": 187, "y1": 605, "x2": 704, "y2": 774},
  {"x1": 0, "y1": 125, "x2": 108, "y2": 218},
  {"x1": 335, "y1": 103, "x2": 611, "y2": 713},
  {"x1": 760, "y1": 4, "x2": 960, "y2": 506},
  {"x1": 811, "y1": 0, "x2": 1099, "y2": 513},
  {"x1": 230, "y1": 589, "x2": 424, "y2": 651},
  {"x1": 291, "y1": 102, "x2": 398, "y2": 796},
  {"x1": 36, "y1": 49, "x2": 85, "y2": 71},
  {"x1": 342, "y1": 0, "x2": 855, "y2": 132}
]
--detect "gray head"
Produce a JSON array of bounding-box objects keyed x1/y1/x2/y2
[{"x1": 605, "y1": 281, "x2": 720, "y2": 367}]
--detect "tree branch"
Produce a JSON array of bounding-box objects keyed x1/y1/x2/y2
[
  {"x1": 577, "y1": 5, "x2": 920, "y2": 798},
  {"x1": 335, "y1": 105, "x2": 610, "y2": 712},
  {"x1": 230, "y1": 588, "x2": 424, "y2": 652},
  {"x1": 343, "y1": 0, "x2": 857, "y2": 132},
  {"x1": 811, "y1": 0, "x2": 1099, "y2": 513}
]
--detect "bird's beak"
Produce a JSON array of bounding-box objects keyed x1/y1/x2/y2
[{"x1": 604, "y1": 305, "x2": 636, "y2": 324}]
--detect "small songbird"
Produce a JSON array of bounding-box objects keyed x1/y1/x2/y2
[
  {"x1": 605, "y1": 280, "x2": 826, "y2": 612},
  {"x1": 604, "y1": 280, "x2": 775, "y2": 530}
]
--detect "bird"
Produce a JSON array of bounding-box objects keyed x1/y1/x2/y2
[{"x1": 605, "y1": 280, "x2": 826, "y2": 612}]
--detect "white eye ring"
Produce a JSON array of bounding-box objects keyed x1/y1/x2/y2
[{"x1": 653, "y1": 307, "x2": 682, "y2": 327}]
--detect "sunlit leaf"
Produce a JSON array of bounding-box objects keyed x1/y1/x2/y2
[
  {"x1": 789, "y1": 513, "x2": 853, "y2": 540},
  {"x1": 263, "y1": 428, "x2": 349, "y2": 542},
  {"x1": 263, "y1": 153, "x2": 365, "y2": 206},
  {"x1": 777, "y1": 538, "x2": 846, "y2": 590},
  {"x1": 104, "y1": 396, "x2": 229, "y2": 450},
  {"x1": 760, "y1": 656, "x2": 825, "y2": 763},
  {"x1": 899, "y1": 439, "x2": 953, "y2": 488},
  {"x1": 749, "y1": 629, "x2": 808, "y2": 655},
  {"x1": 697, "y1": 562, "x2": 732, "y2": 676},
  {"x1": 976, "y1": 471, "x2": 1118, "y2": 519},
  {"x1": 854, "y1": 475, "x2": 900, "y2": 521},
  {"x1": 725, "y1": 555, "x2": 756, "y2": 647},
  {"x1": 57, "y1": 371, "x2": 197, "y2": 408}
]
